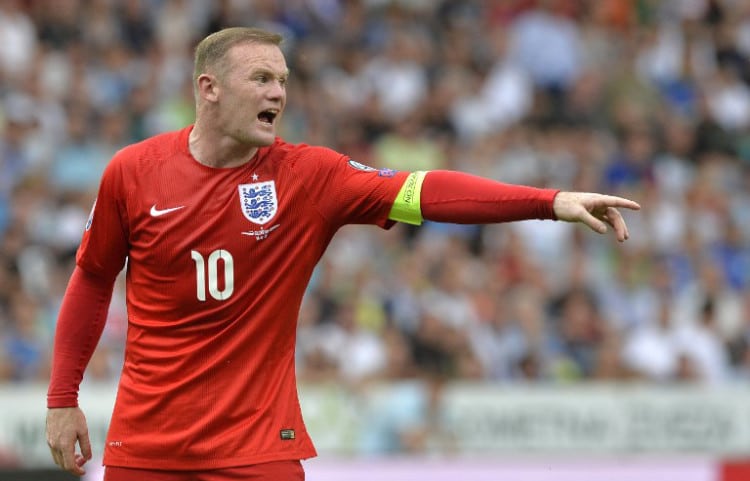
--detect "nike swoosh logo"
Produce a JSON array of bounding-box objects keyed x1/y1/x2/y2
[{"x1": 150, "y1": 205, "x2": 185, "y2": 217}]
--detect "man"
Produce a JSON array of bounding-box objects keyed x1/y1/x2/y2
[{"x1": 46, "y1": 27, "x2": 640, "y2": 480}]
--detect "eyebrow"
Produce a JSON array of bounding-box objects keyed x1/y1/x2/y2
[{"x1": 250, "y1": 67, "x2": 290, "y2": 79}]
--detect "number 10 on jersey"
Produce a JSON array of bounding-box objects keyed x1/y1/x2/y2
[{"x1": 190, "y1": 250, "x2": 234, "y2": 301}]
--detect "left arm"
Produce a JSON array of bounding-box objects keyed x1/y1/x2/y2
[{"x1": 389, "y1": 170, "x2": 640, "y2": 241}]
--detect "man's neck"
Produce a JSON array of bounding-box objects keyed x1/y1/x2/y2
[{"x1": 188, "y1": 124, "x2": 259, "y2": 169}]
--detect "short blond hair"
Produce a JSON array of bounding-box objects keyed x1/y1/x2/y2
[{"x1": 193, "y1": 27, "x2": 283, "y2": 85}]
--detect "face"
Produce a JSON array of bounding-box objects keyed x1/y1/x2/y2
[{"x1": 213, "y1": 42, "x2": 288, "y2": 146}]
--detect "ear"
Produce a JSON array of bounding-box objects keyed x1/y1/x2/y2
[{"x1": 196, "y1": 73, "x2": 219, "y2": 102}]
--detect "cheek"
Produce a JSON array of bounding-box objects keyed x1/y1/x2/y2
[
  {"x1": 220, "y1": 103, "x2": 241, "y2": 124},
  {"x1": 226, "y1": 96, "x2": 255, "y2": 119},
  {"x1": 224, "y1": 86, "x2": 256, "y2": 106}
]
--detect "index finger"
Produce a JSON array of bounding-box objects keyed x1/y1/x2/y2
[
  {"x1": 60, "y1": 442, "x2": 85, "y2": 476},
  {"x1": 79, "y1": 430, "x2": 92, "y2": 462},
  {"x1": 49, "y1": 446, "x2": 64, "y2": 469},
  {"x1": 597, "y1": 195, "x2": 641, "y2": 210}
]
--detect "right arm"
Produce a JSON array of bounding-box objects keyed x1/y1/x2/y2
[
  {"x1": 46, "y1": 266, "x2": 116, "y2": 476},
  {"x1": 46, "y1": 152, "x2": 129, "y2": 476}
]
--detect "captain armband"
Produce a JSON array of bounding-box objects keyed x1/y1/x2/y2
[{"x1": 388, "y1": 171, "x2": 427, "y2": 225}]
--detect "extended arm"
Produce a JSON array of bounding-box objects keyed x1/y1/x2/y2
[
  {"x1": 46, "y1": 266, "x2": 115, "y2": 476},
  {"x1": 389, "y1": 170, "x2": 640, "y2": 241}
]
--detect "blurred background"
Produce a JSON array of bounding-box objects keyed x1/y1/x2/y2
[{"x1": 1, "y1": 0, "x2": 750, "y2": 480}]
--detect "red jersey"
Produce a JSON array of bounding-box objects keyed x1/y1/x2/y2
[{"x1": 76, "y1": 126, "x2": 409, "y2": 469}]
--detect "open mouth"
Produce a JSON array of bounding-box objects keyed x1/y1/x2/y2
[{"x1": 258, "y1": 109, "x2": 278, "y2": 125}]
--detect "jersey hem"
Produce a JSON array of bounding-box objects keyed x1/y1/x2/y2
[{"x1": 103, "y1": 448, "x2": 318, "y2": 471}]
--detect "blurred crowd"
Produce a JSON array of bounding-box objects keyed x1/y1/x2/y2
[{"x1": 1, "y1": 0, "x2": 750, "y2": 394}]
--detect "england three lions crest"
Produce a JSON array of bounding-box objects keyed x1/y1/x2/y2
[{"x1": 238, "y1": 181, "x2": 278, "y2": 225}]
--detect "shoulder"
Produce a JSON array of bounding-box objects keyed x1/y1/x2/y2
[
  {"x1": 266, "y1": 137, "x2": 346, "y2": 168},
  {"x1": 116, "y1": 128, "x2": 187, "y2": 161},
  {"x1": 107, "y1": 127, "x2": 189, "y2": 176}
]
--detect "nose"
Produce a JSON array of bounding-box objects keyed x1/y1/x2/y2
[{"x1": 267, "y1": 80, "x2": 285, "y2": 100}]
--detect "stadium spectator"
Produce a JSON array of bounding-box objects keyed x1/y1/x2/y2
[{"x1": 622, "y1": 298, "x2": 683, "y2": 382}]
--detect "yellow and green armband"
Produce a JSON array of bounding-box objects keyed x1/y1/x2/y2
[{"x1": 388, "y1": 171, "x2": 427, "y2": 225}]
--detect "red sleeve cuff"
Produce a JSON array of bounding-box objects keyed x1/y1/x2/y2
[{"x1": 47, "y1": 395, "x2": 79, "y2": 409}]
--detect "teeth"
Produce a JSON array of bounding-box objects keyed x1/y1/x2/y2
[{"x1": 259, "y1": 109, "x2": 277, "y2": 124}]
